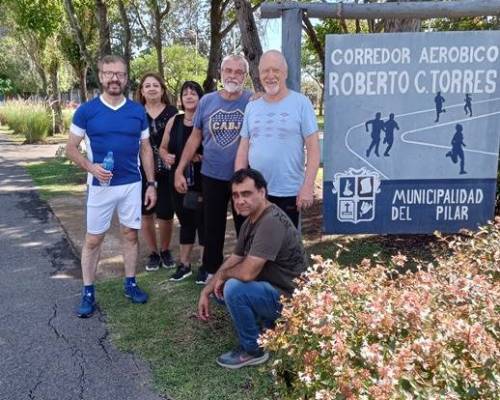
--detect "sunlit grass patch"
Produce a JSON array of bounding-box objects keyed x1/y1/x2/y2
[{"x1": 26, "y1": 158, "x2": 86, "y2": 200}]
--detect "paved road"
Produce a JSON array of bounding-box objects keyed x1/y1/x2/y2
[{"x1": 0, "y1": 134, "x2": 165, "y2": 400}]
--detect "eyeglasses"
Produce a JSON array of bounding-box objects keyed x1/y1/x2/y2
[
  {"x1": 101, "y1": 71, "x2": 127, "y2": 79},
  {"x1": 222, "y1": 68, "x2": 245, "y2": 77}
]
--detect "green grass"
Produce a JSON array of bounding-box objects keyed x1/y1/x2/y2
[
  {"x1": 308, "y1": 236, "x2": 386, "y2": 265},
  {"x1": 97, "y1": 272, "x2": 275, "y2": 400},
  {"x1": 26, "y1": 158, "x2": 86, "y2": 200}
]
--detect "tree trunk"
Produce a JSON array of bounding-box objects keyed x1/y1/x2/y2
[
  {"x1": 302, "y1": 14, "x2": 325, "y2": 73},
  {"x1": 48, "y1": 60, "x2": 63, "y2": 135},
  {"x1": 384, "y1": 0, "x2": 421, "y2": 32},
  {"x1": 77, "y1": 65, "x2": 88, "y2": 102},
  {"x1": 117, "y1": 0, "x2": 132, "y2": 87},
  {"x1": 204, "y1": 0, "x2": 224, "y2": 93},
  {"x1": 35, "y1": 65, "x2": 49, "y2": 97},
  {"x1": 63, "y1": 0, "x2": 96, "y2": 82},
  {"x1": 153, "y1": 5, "x2": 164, "y2": 78},
  {"x1": 150, "y1": 0, "x2": 170, "y2": 79},
  {"x1": 155, "y1": 39, "x2": 163, "y2": 79},
  {"x1": 19, "y1": 37, "x2": 48, "y2": 96},
  {"x1": 204, "y1": 31, "x2": 222, "y2": 93},
  {"x1": 95, "y1": 0, "x2": 112, "y2": 58},
  {"x1": 234, "y1": 0, "x2": 263, "y2": 92}
]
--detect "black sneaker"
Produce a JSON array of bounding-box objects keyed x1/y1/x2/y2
[
  {"x1": 169, "y1": 264, "x2": 192, "y2": 281},
  {"x1": 145, "y1": 252, "x2": 161, "y2": 272},
  {"x1": 160, "y1": 249, "x2": 176, "y2": 269},
  {"x1": 195, "y1": 266, "x2": 209, "y2": 285}
]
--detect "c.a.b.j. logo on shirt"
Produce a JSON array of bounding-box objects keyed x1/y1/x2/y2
[
  {"x1": 209, "y1": 109, "x2": 244, "y2": 148},
  {"x1": 332, "y1": 168, "x2": 381, "y2": 224}
]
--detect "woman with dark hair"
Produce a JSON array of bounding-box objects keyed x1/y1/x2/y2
[
  {"x1": 135, "y1": 72, "x2": 178, "y2": 271},
  {"x1": 159, "y1": 81, "x2": 204, "y2": 281}
]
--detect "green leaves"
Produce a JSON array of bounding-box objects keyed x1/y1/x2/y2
[{"x1": 9, "y1": 0, "x2": 63, "y2": 40}]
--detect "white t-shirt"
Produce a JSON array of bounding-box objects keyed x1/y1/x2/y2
[{"x1": 240, "y1": 90, "x2": 318, "y2": 196}]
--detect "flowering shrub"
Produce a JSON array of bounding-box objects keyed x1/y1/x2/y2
[{"x1": 260, "y1": 218, "x2": 500, "y2": 400}]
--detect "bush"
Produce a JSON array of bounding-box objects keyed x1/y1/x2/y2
[
  {"x1": 62, "y1": 108, "x2": 73, "y2": 133},
  {"x1": 261, "y1": 219, "x2": 500, "y2": 400},
  {"x1": 0, "y1": 100, "x2": 51, "y2": 143}
]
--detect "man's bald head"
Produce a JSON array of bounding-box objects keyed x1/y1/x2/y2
[
  {"x1": 259, "y1": 50, "x2": 288, "y2": 98},
  {"x1": 259, "y1": 50, "x2": 288, "y2": 73}
]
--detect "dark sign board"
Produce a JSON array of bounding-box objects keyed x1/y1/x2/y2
[{"x1": 323, "y1": 31, "x2": 500, "y2": 234}]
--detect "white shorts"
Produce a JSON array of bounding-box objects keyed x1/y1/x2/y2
[{"x1": 86, "y1": 181, "x2": 142, "y2": 234}]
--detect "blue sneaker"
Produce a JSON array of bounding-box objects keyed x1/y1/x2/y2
[
  {"x1": 77, "y1": 292, "x2": 96, "y2": 318},
  {"x1": 216, "y1": 347, "x2": 269, "y2": 369},
  {"x1": 124, "y1": 283, "x2": 148, "y2": 304}
]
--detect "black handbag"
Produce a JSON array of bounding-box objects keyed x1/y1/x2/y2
[
  {"x1": 183, "y1": 190, "x2": 202, "y2": 210},
  {"x1": 172, "y1": 115, "x2": 202, "y2": 210}
]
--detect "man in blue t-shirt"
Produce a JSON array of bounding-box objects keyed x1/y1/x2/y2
[
  {"x1": 174, "y1": 55, "x2": 251, "y2": 283},
  {"x1": 66, "y1": 55, "x2": 157, "y2": 318},
  {"x1": 235, "y1": 50, "x2": 320, "y2": 228}
]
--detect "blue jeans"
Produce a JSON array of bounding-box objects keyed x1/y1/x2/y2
[{"x1": 223, "y1": 279, "x2": 282, "y2": 354}]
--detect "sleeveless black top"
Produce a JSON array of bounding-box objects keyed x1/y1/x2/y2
[
  {"x1": 141, "y1": 104, "x2": 177, "y2": 178},
  {"x1": 168, "y1": 114, "x2": 203, "y2": 191},
  {"x1": 148, "y1": 104, "x2": 178, "y2": 149}
]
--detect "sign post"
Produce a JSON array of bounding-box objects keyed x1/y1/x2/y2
[{"x1": 323, "y1": 31, "x2": 500, "y2": 234}]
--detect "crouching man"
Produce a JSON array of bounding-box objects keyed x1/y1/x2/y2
[{"x1": 198, "y1": 168, "x2": 307, "y2": 369}]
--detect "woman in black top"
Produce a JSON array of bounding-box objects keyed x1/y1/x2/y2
[
  {"x1": 135, "y1": 72, "x2": 178, "y2": 271},
  {"x1": 159, "y1": 81, "x2": 204, "y2": 281}
]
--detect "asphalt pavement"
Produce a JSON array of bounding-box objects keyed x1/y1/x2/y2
[{"x1": 0, "y1": 133, "x2": 166, "y2": 400}]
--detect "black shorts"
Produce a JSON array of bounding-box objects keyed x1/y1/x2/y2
[{"x1": 141, "y1": 173, "x2": 174, "y2": 220}]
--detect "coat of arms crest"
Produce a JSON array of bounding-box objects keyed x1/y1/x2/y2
[{"x1": 332, "y1": 168, "x2": 381, "y2": 223}]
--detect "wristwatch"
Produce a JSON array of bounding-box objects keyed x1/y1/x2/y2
[{"x1": 146, "y1": 181, "x2": 158, "y2": 188}]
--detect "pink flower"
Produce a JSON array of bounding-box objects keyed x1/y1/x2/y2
[{"x1": 391, "y1": 252, "x2": 408, "y2": 267}]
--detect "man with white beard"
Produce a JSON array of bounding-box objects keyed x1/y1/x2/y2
[
  {"x1": 175, "y1": 54, "x2": 251, "y2": 282},
  {"x1": 235, "y1": 50, "x2": 320, "y2": 228}
]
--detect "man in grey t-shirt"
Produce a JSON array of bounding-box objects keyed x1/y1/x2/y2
[
  {"x1": 198, "y1": 168, "x2": 307, "y2": 369},
  {"x1": 235, "y1": 50, "x2": 320, "y2": 228},
  {"x1": 174, "y1": 54, "x2": 251, "y2": 283}
]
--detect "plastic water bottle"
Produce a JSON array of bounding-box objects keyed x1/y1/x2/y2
[
  {"x1": 186, "y1": 163, "x2": 194, "y2": 187},
  {"x1": 101, "y1": 151, "x2": 114, "y2": 186}
]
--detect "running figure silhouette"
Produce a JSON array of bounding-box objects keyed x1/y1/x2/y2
[
  {"x1": 464, "y1": 93, "x2": 472, "y2": 117},
  {"x1": 383, "y1": 113, "x2": 399, "y2": 156},
  {"x1": 445, "y1": 123, "x2": 467, "y2": 175},
  {"x1": 365, "y1": 112, "x2": 384, "y2": 157},
  {"x1": 434, "y1": 91, "x2": 446, "y2": 122}
]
